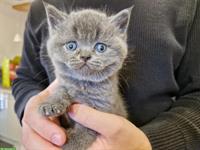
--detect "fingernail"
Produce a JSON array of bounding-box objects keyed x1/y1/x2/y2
[
  {"x1": 51, "y1": 134, "x2": 62, "y2": 145},
  {"x1": 68, "y1": 104, "x2": 78, "y2": 117}
]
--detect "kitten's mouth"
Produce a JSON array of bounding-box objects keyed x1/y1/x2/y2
[
  {"x1": 80, "y1": 63, "x2": 90, "y2": 69},
  {"x1": 81, "y1": 62, "x2": 107, "y2": 72},
  {"x1": 79, "y1": 63, "x2": 100, "y2": 73},
  {"x1": 69, "y1": 63, "x2": 98, "y2": 76},
  {"x1": 66, "y1": 62, "x2": 96, "y2": 73},
  {"x1": 68, "y1": 61, "x2": 104, "y2": 71}
]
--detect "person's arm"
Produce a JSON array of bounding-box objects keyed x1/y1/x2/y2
[
  {"x1": 12, "y1": 2, "x2": 66, "y2": 149},
  {"x1": 140, "y1": 1, "x2": 200, "y2": 149},
  {"x1": 12, "y1": 1, "x2": 48, "y2": 122}
]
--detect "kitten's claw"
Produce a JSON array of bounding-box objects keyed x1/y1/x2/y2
[{"x1": 39, "y1": 103, "x2": 65, "y2": 117}]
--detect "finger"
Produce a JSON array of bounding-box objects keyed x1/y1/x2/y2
[
  {"x1": 46, "y1": 79, "x2": 59, "y2": 93},
  {"x1": 22, "y1": 121, "x2": 62, "y2": 150},
  {"x1": 23, "y1": 113, "x2": 66, "y2": 146},
  {"x1": 49, "y1": 117, "x2": 61, "y2": 125},
  {"x1": 23, "y1": 82, "x2": 67, "y2": 146},
  {"x1": 68, "y1": 104, "x2": 125, "y2": 137},
  {"x1": 37, "y1": 79, "x2": 59, "y2": 98}
]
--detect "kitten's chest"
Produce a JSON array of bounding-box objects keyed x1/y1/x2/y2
[{"x1": 66, "y1": 82, "x2": 114, "y2": 108}]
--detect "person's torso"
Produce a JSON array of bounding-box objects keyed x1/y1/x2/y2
[{"x1": 31, "y1": 0, "x2": 197, "y2": 126}]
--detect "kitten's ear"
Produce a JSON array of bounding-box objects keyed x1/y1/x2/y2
[
  {"x1": 43, "y1": 1, "x2": 67, "y2": 31},
  {"x1": 110, "y1": 6, "x2": 134, "y2": 34}
]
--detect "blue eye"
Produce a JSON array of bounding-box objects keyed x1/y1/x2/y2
[
  {"x1": 64, "y1": 41, "x2": 77, "y2": 51},
  {"x1": 94, "y1": 43, "x2": 107, "y2": 53}
]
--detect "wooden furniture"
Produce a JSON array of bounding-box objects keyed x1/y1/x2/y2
[{"x1": 12, "y1": 2, "x2": 30, "y2": 12}]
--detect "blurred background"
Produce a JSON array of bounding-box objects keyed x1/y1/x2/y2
[{"x1": 0, "y1": 0, "x2": 31, "y2": 149}]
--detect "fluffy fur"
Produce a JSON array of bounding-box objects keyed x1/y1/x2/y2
[{"x1": 39, "y1": 2, "x2": 132, "y2": 150}]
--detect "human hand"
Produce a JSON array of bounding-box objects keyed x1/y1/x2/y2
[
  {"x1": 21, "y1": 80, "x2": 66, "y2": 150},
  {"x1": 69, "y1": 104, "x2": 152, "y2": 150}
]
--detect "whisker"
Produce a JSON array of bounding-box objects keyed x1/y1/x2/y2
[{"x1": 118, "y1": 73, "x2": 130, "y2": 89}]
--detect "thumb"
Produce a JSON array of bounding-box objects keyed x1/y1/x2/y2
[
  {"x1": 23, "y1": 94, "x2": 66, "y2": 146},
  {"x1": 46, "y1": 79, "x2": 59, "y2": 93},
  {"x1": 68, "y1": 104, "x2": 125, "y2": 137},
  {"x1": 23, "y1": 79, "x2": 65, "y2": 146},
  {"x1": 38, "y1": 79, "x2": 59, "y2": 101}
]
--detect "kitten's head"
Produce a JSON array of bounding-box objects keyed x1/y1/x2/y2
[{"x1": 44, "y1": 2, "x2": 133, "y2": 82}]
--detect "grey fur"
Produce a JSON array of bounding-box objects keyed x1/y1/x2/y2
[{"x1": 39, "y1": 2, "x2": 132, "y2": 150}]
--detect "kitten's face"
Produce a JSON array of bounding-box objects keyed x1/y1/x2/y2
[{"x1": 44, "y1": 3, "x2": 132, "y2": 82}]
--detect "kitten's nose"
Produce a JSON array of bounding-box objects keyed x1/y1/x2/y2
[{"x1": 80, "y1": 56, "x2": 91, "y2": 62}]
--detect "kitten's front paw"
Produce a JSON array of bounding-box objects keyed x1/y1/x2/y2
[{"x1": 39, "y1": 103, "x2": 66, "y2": 117}]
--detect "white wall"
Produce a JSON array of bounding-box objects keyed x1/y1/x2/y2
[{"x1": 0, "y1": 3, "x2": 28, "y2": 62}]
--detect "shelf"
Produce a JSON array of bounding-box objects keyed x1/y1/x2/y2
[{"x1": 12, "y1": 2, "x2": 30, "y2": 12}]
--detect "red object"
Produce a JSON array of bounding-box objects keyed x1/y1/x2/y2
[
  {"x1": 9, "y1": 63, "x2": 15, "y2": 70},
  {"x1": 10, "y1": 70, "x2": 17, "y2": 81},
  {"x1": 9, "y1": 63, "x2": 18, "y2": 81}
]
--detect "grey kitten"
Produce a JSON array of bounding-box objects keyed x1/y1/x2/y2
[{"x1": 39, "y1": 2, "x2": 132, "y2": 150}]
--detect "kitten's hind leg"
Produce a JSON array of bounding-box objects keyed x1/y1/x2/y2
[
  {"x1": 60, "y1": 113, "x2": 75, "y2": 129},
  {"x1": 39, "y1": 87, "x2": 72, "y2": 117},
  {"x1": 63, "y1": 124, "x2": 97, "y2": 150}
]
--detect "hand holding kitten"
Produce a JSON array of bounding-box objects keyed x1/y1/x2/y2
[
  {"x1": 69, "y1": 104, "x2": 152, "y2": 150},
  {"x1": 21, "y1": 80, "x2": 66, "y2": 150},
  {"x1": 22, "y1": 88, "x2": 152, "y2": 150}
]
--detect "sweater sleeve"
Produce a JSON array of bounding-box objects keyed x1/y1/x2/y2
[
  {"x1": 141, "y1": 1, "x2": 200, "y2": 149},
  {"x1": 12, "y1": 6, "x2": 48, "y2": 122}
]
